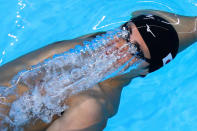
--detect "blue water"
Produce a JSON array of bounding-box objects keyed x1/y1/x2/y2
[{"x1": 1, "y1": 0, "x2": 197, "y2": 130}]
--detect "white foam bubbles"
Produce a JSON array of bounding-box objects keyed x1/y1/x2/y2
[{"x1": 1, "y1": 28, "x2": 141, "y2": 129}]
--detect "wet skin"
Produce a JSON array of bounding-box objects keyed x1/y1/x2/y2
[
  {"x1": 0, "y1": 9, "x2": 197, "y2": 131},
  {"x1": 0, "y1": 23, "x2": 150, "y2": 131}
]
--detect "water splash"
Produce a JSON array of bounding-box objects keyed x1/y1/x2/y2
[
  {"x1": 0, "y1": 28, "x2": 141, "y2": 129},
  {"x1": 0, "y1": 0, "x2": 27, "y2": 66}
]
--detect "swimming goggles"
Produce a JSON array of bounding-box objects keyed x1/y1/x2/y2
[{"x1": 121, "y1": 21, "x2": 151, "y2": 63}]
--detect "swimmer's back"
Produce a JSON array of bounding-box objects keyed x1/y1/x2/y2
[{"x1": 0, "y1": 31, "x2": 108, "y2": 131}]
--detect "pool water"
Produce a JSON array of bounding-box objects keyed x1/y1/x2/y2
[{"x1": 1, "y1": 0, "x2": 197, "y2": 130}]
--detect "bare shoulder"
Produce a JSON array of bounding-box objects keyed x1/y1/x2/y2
[{"x1": 47, "y1": 85, "x2": 109, "y2": 131}]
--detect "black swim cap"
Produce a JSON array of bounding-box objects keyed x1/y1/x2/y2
[{"x1": 131, "y1": 14, "x2": 179, "y2": 72}]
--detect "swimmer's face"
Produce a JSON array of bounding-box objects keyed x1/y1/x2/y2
[
  {"x1": 119, "y1": 22, "x2": 151, "y2": 60},
  {"x1": 112, "y1": 21, "x2": 151, "y2": 76},
  {"x1": 105, "y1": 22, "x2": 151, "y2": 75},
  {"x1": 128, "y1": 22, "x2": 151, "y2": 60},
  {"x1": 114, "y1": 22, "x2": 151, "y2": 65}
]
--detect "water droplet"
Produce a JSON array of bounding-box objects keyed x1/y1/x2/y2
[{"x1": 2, "y1": 50, "x2": 5, "y2": 55}]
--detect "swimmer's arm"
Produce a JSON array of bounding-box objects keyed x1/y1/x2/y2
[
  {"x1": 47, "y1": 76, "x2": 136, "y2": 131},
  {"x1": 47, "y1": 72, "x2": 136, "y2": 131},
  {"x1": 0, "y1": 32, "x2": 106, "y2": 85},
  {"x1": 47, "y1": 86, "x2": 109, "y2": 131},
  {"x1": 46, "y1": 61, "x2": 139, "y2": 131},
  {"x1": 132, "y1": 9, "x2": 197, "y2": 52},
  {"x1": 76, "y1": 32, "x2": 106, "y2": 40}
]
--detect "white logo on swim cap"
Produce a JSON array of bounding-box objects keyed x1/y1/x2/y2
[
  {"x1": 146, "y1": 24, "x2": 156, "y2": 37},
  {"x1": 145, "y1": 14, "x2": 155, "y2": 19},
  {"x1": 162, "y1": 53, "x2": 173, "y2": 65}
]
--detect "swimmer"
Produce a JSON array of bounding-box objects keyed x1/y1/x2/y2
[{"x1": 0, "y1": 9, "x2": 197, "y2": 131}]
